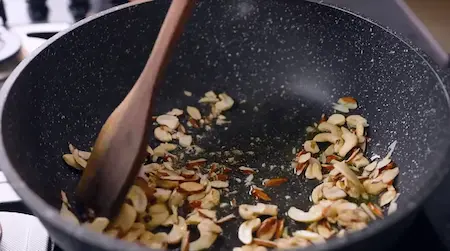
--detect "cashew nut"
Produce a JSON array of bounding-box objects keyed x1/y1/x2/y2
[
  {"x1": 313, "y1": 133, "x2": 340, "y2": 144},
  {"x1": 363, "y1": 180, "x2": 387, "y2": 195},
  {"x1": 346, "y1": 115, "x2": 368, "y2": 137},
  {"x1": 154, "y1": 127, "x2": 172, "y2": 142},
  {"x1": 139, "y1": 232, "x2": 168, "y2": 249},
  {"x1": 142, "y1": 203, "x2": 170, "y2": 230},
  {"x1": 318, "y1": 122, "x2": 341, "y2": 136},
  {"x1": 156, "y1": 114, "x2": 180, "y2": 130},
  {"x1": 239, "y1": 203, "x2": 278, "y2": 220},
  {"x1": 200, "y1": 189, "x2": 220, "y2": 209},
  {"x1": 322, "y1": 185, "x2": 347, "y2": 200},
  {"x1": 190, "y1": 219, "x2": 222, "y2": 251},
  {"x1": 215, "y1": 93, "x2": 234, "y2": 112},
  {"x1": 126, "y1": 185, "x2": 148, "y2": 213},
  {"x1": 154, "y1": 188, "x2": 172, "y2": 203},
  {"x1": 327, "y1": 114, "x2": 346, "y2": 126},
  {"x1": 338, "y1": 127, "x2": 357, "y2": 157},
  {"x1": 238, "y1": 218, "x2": 261, "y2": 244},
  {"x1": 122, "y1": 223, "x2": 146, "y2": 242},
  {"x1": 311, "y1": 183, "x2": 324, "y2": 204},
  {"x1": 82, "y1": 217, "x2": 109, "y2": 233},
  {"x1": 168, "y1": 189, "x2": 187, "y2": 209},
  {"x1": 111, "y1": 203, "x2": 137, "y2": 233},
  {"x1": 168, "y1": 217, "x2": 187, "y2": 244},
  {"x1": 233, "y1": 245, "x2": 268, "y2": 251},
  {"x1": 303, "y1": 140, "x2": 320, "y2": 154},
  {"x1": 288, "y1": 203, "x2": 326, "y2": 223},
  {"x1": 292, "y1": 230, "x2": 325, "y2": 243}
]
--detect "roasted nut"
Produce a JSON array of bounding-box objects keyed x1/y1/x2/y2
[
  {"x1": 327, "y1": 114, "x2": 346, "y2": 126},
  {"x1": 338, "y1": 97, "x2": 358, "y2": 109},
  {"x1": 313, "y1": 133, "x2": 340, "y2": 144},
  {"x1": 297, "y1": 152, "x2": 311, "y2": 163},
  {"x1": 292, "y1": 230, "x2": 325, "y2": 243},
  {"x1": 200, "y1": 189, "x2": 220, "y2": 209},
  {"x1": 190, "y1": 219, "x2": 223, "y2": 251},
  {"x1": 346, "y1": 115, "x2": 368, "y2": 137},
  {"x1": 139, "y1": 232, "x2": 168, "y2": 249},
  {"x1": 322, "y1": 185, "x2": 347, "y2": 200},
  {"x1": 178, "y1": 134, "x2": 193, "y2": 147},
  {"x1": 60, "y1": 203, "x2": 80, "y2": 225},
  {"x1": 239, "y1": 218, "x2": 261, "y2": 244},
  {"x1": 154, "y1": 188, "x2": 172, "y2": 203},
  {"x1": 381, "y1": 167, "x2": 399, "y2": 184},
  {"x1": 216, "y1": 214, "x2": 236, "y2": 224},
  {"x1": 187, "y1": 106, "x2": 202, "y2": 120},
  {"x1": 157, "y1": 114, "x2": 180, "y2": 130},
  {"x1": 363, "y1": 180, "x2": 387, "y2": 195},
  {"x1": 126, "y1": 185, "x2": 148, "y2": 213},
  {"x1": 72, "y1": 149, "x2": 87, "y2": 168},
  {"x1": 111, "y1": 203, "x2": 137, "y2": 233},
  {"x1": 263, "y1": 178, "x2": 288, "y2": 187},
  {"x1": 333, "y1": 162, "x2": 365, "y2": 193},
  {"x1": 82, "y1": 217, "x2": 109, "y2": 233},
  {"x1": 256, "y1": 216, "x2": 277, "y2": 240},
  {"x1": 122, "y1": 223, "x2": 145, "y2": 242},
  {"x1": 215, "y1": 93, "x2": 234, "y2": 112},
  {"x1": 168, "y1": 217, "x2": 187, "y2": 244},
  {"x1": 239, "y1": 203, "x2": 278, "y2": 220},
  {"x1": 154, "y1": 127, "x2": 172, "y2": 142},
  {"x1": 143, "y1": 203, "x2": 170, "y2": 230},
  {"x1": 210, "y1": 180, "x2": 229, "y2": 188},
  {"x1": 62, "y1": 154, "x2": 82, "y2": 170},
  {"x1": 311, "y1": 183, "x2": 324, "y2": 204},
  {"x1": 379, "y1": 188, "x2": 397, "y2": 207},
  {"x1": 288, "y1": 203, "x2": 328, "y2": 223},
  {"x1": 318, "y1": 122, "x2": 341, "y2": 136},
  {"x1": 179, "y1": 182, "x2": 205, "y2": 194},
  {"x1": 303, "y1": 140, "x2": 320, "y2": 154},
  {"x1": 338, "y1": 127, "x2": 357, "y2": 157}
]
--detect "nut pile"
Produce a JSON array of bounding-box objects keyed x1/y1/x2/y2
[{"x1": 61, "y1": 94, "x2": 400, "y2": 251}]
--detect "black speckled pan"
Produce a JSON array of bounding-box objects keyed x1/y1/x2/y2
[{"x1": 1, "y1": 1, "x2": 450, "y2": 251}]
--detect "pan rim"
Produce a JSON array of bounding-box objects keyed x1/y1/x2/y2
[{"x1": 0, "y1": 1, "x2": 449, "y2": 251}]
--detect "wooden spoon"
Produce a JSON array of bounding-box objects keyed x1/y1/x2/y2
[{"x1": 75, "y1": 0, "x2": 196, "y2": 218}]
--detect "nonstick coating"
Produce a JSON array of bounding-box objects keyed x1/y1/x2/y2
[{"x1": 1, "y1": 1, "x2": 450, "y2": 251}]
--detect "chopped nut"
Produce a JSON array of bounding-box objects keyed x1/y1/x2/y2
[
  {"x1": 297, "y1": 152, "x2": 311, "y2": 163},
  {"x1": 381, "y1": 167, "x2": 399, "y2": 184},
  {"x1": 154, "y1": 127, "x2": 172, "y2": 142},
  {"x1": 216, "y1": 213, "x2": 236, "y2": 224},
  {"x1": 190, "y1": 219, "x2": 222, "y2": 251},
  {"x1": 239, "y1": 166, "x2": 256, "y2": 174},
  {"x1": 178, "y1": 134, "x2": 193, "y2": 147},
  {"x1": 122, "y1": 223, "x2": 146, "y2": 242},
  {"x1": 333, "y1": 162, "x2": 365, "y2": 193},
  {"x1": 313, "y1": 133, "x2": 340, "y2": 144},
  {"x1": 274, "y1": 219, "x2": 285, "y2": 239},
  {"x1": 60, "y1": 203, "x2": 79, "y2": 225},
  {"x1": 318, "y1": 122, "x2": 341, "y2": 136},
  {"x1": 210, "y1": 180, "x2": 229, "y2": 188},
  {"x1": 157, "y1": 114, "x2": 179, "y2": 130},
  {"x1": 251, "y1": 186, "x2": 271, "y2": 201},
  {"x1": 62, "y1": 154, "x2": 82, "y2": 170},
  {"x1": 253, "y1": 238, "x2": 277, "y2": 248},
  {"x1": 303, "y1": 140, "x2": 320, "y2": 154},
  {"x1": 187, "y1": 106, "x2": 202, "y2": 120},
  {"x1": 292, "y1": 230, "x2": 325, "y2": 243},
  {"x1": 327, "y1": 114, "x2": 346, "y2": 126},
  {"x1": 379, "y1": 188, "x2": 397, "y2": 207},
  {"x1": 363, "y1": 180, "x2": 387, "y2": 195},
  {"x1": 72, "y1": 149, "x2": 87, "y2": 168},
  {"x1": 215, "y1": 93, "x2": 234, "y2": 112},
  {"x1": 288, "y1": 204, "x2": 326, "y2": 223},
  {"x1": 322, "y1": 185, "x2": 347, "y2": 200}
]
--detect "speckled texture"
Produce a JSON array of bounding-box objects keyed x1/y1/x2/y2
[{"x1": 1, "y1": 1, "x2": 450, "y2": 251}]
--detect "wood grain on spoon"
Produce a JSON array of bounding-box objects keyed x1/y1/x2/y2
[{"x1": 76, "y1": 0, "x2": 196, "y2": 218}]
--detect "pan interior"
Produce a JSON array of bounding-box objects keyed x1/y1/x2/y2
[{"x1": 2, "y1": 0, "x2": 450, "y2": 250}]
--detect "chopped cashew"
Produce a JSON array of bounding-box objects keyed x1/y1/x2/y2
[
  {"x1": 190, "y1": 219, "x2": 222, "y2": 251},
  {"x1": 168, "y1": 217, "x2": 187, "y2": 244},
  {"x1": 288, "y1": 204, "x2": 327, "y2": 223},
  {"x1": 346, "y1": 115, "x2": 368, "y2": 137},
  {"x1": 111, "y1": 203, "x2": 137, "y2": 233}
]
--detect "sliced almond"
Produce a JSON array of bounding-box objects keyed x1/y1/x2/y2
[
  {"x1": 104, "y1": 229, "x2": 120, "y2": 238},
  {"x1": 263, "y1": 178, "x2": 288, "y2": 187},
  {"x1": 62, "y1": 154, "x2": 82, "y2": 170},
  {"x1": 154, "y1": 127, "x2": 172, "y2": 142},
  {"x1": 380, "y1": 189, "x2": 397, "y2": 207},
  {"x1": 239, "y1": 218, "x2": 261, "y2": 244},
  {"x1": 216, "y1": 214, "x2": 236, "y2": 224},
  {"x1": 297, "y1": 152, "x2": 311, "y2": 163},
  {"x1": 239, "y1": 166, "x2": 256, "y2": 174},
  {"x1": 156, "y1": 179, "x2": 179, "y2": 189},
  {"x1": 72, "y1": 149, "x2": 87, "y2": 168},
  {"x1": 333, "y1": 161, "x2": 365, "y2": 193},
  {"x1": 317, "y1": 221, "x2": 334, "y2": 239},
  {"x1": 253, "y1": 238, "x2": 277, "y2": 248},
  {"x1": 179, "y1": 134, "x2": 193, "y2": 147},
  {"x1": 381, "y1": 167, "x2": 399, "y2": 184},
  {"x1": 186, "y1": 158, "x2": 207, "y2": 169},
  {"x1": 364, "y1": 161, "x2": 377, "y2": 172},
  {"x1": 332, "y1": 103, "x2": 350, "y2": 113},
  {"x1": 181, "y1": 169, "x2": 196, "y2": 178},
  {"x1": 256, "y1": 216, "x2": 277, "y2": 240},
  {"x1": 179, "y1": 182, "x2": 205, "y2": 193},
  {"x1": 210, "y1": 180, "x2": 229, "y2": 188},
  {"x1": 338, "y1": 127, "x2": 358, "y2": 157},
  {"x1": 77, "y1": 150, "x2": 91, "y2": 160},
  {"x1": 363, "y1": 180, "x2": 387, "y2": 195},
  {"x1": 167, "y1": 108, "x2": 184, "y2": 116},
  {"x1": 160, "y1": 175, "x2": 185, "y2": 181},
  {"x1": 157, "y1": 114, "x2": 179, "y2": 130},
  {"x1": 111, "y1": 203, "x2": 137, "y2": 233},
  {"x1": 187, "y1": 106, "x2": 202, "y2": 120},
  {"x1": 322, "y1": 186, "x2": 347, "y2": 200},
  {"x1": 251, "y1": 186, "x2": 271, "y2": 201},
  {"x1": 274, "y1": 219, "x2": 285, "y2": 239}
]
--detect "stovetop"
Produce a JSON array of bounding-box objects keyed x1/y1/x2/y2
[{"x1": 0, "y1": 1, "x2": 450, "y2": 250}]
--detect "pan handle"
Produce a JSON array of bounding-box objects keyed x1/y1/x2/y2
[{"x1": 394, "y1": 0, "x2": 449, "y2": 68}]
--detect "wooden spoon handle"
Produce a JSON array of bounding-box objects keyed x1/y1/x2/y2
[{"x1": 131, "y1": 0, "x2": 196, "y2": 99}]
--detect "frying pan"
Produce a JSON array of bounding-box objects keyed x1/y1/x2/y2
[{"x1": 1, "y1": 0, "x2": 450, "y2": 251}]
